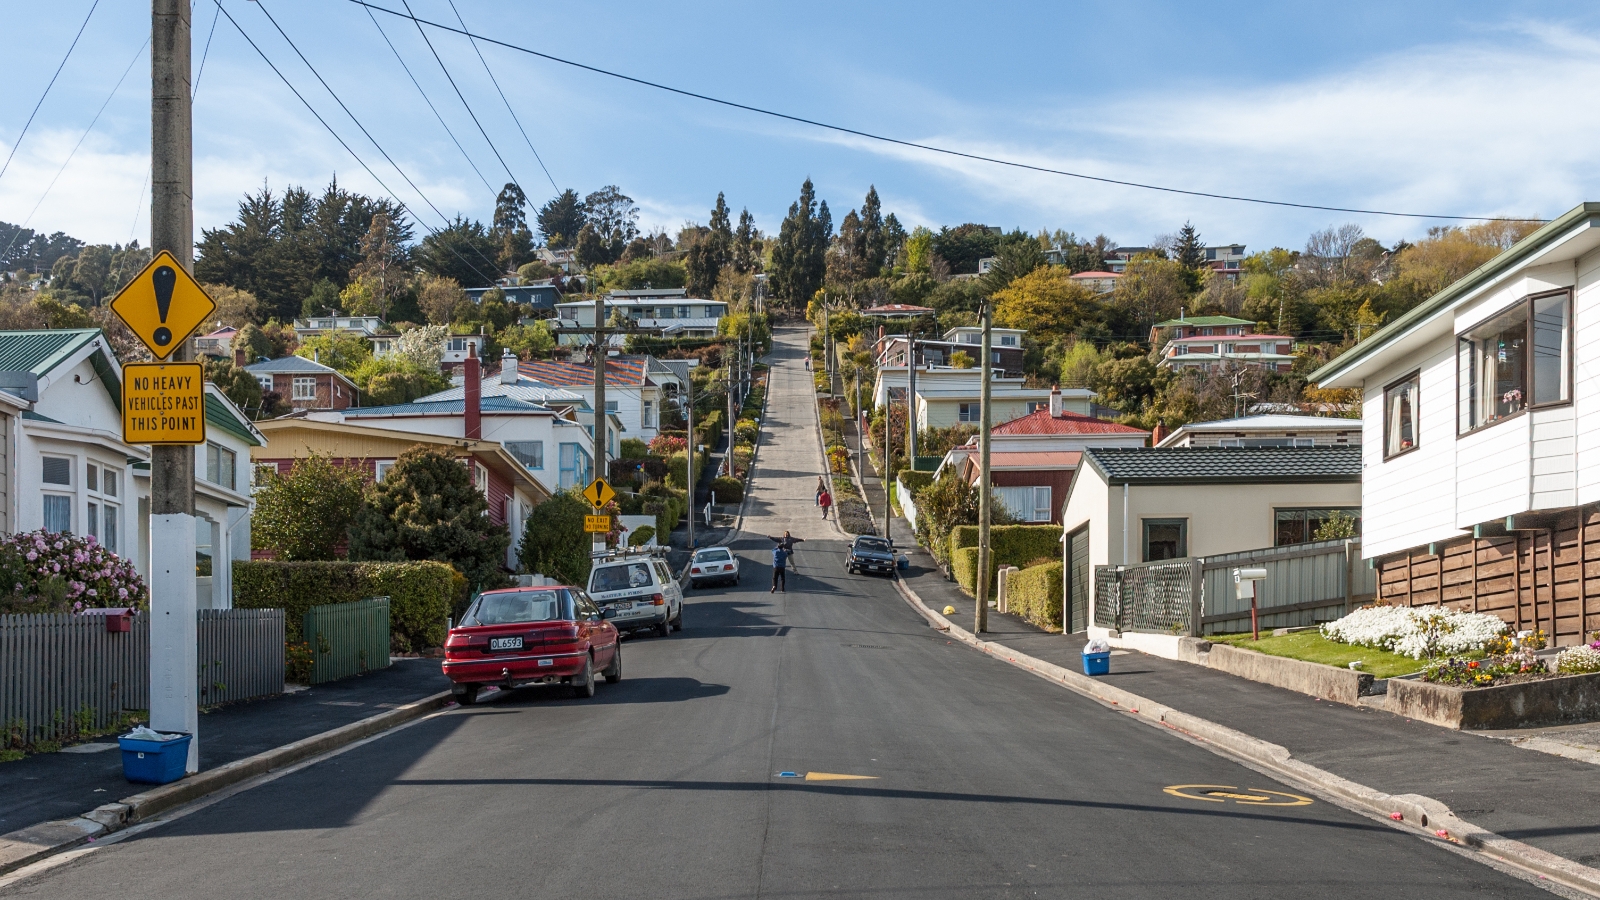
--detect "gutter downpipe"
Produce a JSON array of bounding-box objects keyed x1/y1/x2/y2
[{"x1": 1122, "y1": 482, "x2": 1130, "y2": 566}]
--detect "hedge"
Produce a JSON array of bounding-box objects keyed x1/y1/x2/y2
[
  {"x1": 233, "y1": 559, "x2": 455, "y2": 652},
  {"x1": 709, "y1": 475, "x2": 744, "y2": 503},
  {"x1": 1008, "y1": 562, "x2": 1064, "y2": 631},
  {"x1": 948, "y1": 525, "x2": 1063, "y2": 598},
  {"x1": 897, "y1": 470, "x2": 934, "y2": 494}
]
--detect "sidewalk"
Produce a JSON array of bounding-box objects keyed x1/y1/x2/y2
[{"x1": 0, "y1": 658, "x2": 449, "y2": 839}]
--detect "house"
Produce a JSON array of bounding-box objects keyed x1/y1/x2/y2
[
  {"x1": 534, "y1": 246, "x2": 578, "y2": 274},
  {"x1": 292, "y1": 316, "x2": 385, "y2": 339},
  {"x1": 517, "y1": 354, "x2": 679, "y2": 447},
  {"x1": 937, "y1": 387, "x2": 1148, "y2": 524},
  {"x1": 860, "y1": 304, "x2": 935, "y2": 320},
  {"x1": 553, "y1": 292, "x2": 728, "y2": 345},
  {"x1": 1310, "y1": 201, "x2": 1600, "y2": 647},
  {"x1": 871, "y1": 365, "x2": 1058, "y2": 427},
  {"x1": 1060, "y1": 446, "x2": 1363, "y2": 635},
  {"x1": 464, "y1": 277, "x2": 562, "y2": 311},
  {"x1": 1070, "y1": 271, "x2": 1120, "y2": 294},
  {"x1": 944, "y1": 324, "x2": 1025, "y2": 353},
  {"x1": 0, "y1": 328, "x2": 264, "y2": 607},
  {"x1": 1204, "y1": 244, "x2": 1248, "y2": 280},
  {"x1": 1103, "y1": 247, "x2": 1153, "y2": 274},
  {"x1": 1154, "y1": 414, "x2": 1362, "y2": 448},
  {"x1": 191, "y1": 325, "x2": 237, "y2": 360},
  {"x1": 1149, "y1": 315, "x2": 1294, "y2": 373},
  {"x1": 876, "y1": 328, "x2": 1025, "y2": 378},
  {"x1": 442, "y1": 334, "x2": 485, "y2": 370},
  {"x1": 244, "y1": 355, "x2": 359, "y2": 411}
]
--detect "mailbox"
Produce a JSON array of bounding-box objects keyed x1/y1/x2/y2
[{"x1": 79, "y1": 607, "x2": 135, "y2": 632}]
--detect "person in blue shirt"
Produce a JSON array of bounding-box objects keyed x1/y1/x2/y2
[{"x1": 771, "y1": 544, "x2": 789, "y2": 593}]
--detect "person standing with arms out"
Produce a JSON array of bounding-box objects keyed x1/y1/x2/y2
[
  {"x1": 819, "y1": 487, "x2": 833, "y2": 519},
  {"x1": 771, "y1": 542, "x2": 790, "y2": 593},
  {"x1": 769, "y1": 531, "x2": 804, "y2": 570}
]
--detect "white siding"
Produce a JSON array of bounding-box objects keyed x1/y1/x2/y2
[
  {"x1": 1360, "y1": 345, "x2": 1457, "y2": 559},
  {"x1": 1574, "y1": 252, "x2": 1600, "y2": 505},
  {"x1": 1455, "y1": 413, "x2": 1529, "y2": 526},
  {"x1": 1531, "y1": 407, "x2": 1576, "y2": 509}
]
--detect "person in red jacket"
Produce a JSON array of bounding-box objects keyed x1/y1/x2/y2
[{"x1": 819, "y1": 488, "x2": 833, "y2": 519}]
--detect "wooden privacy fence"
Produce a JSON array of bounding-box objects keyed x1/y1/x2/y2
[
  {"x1": 304, "y1": 597, "x2": 391, "y2": 685},
  {"x1": 1094, "y1": 540, "x2": 1375, "y2": 636},
  {"x1": 1, "y1": 609, "x2": 285, "y2": 747}
]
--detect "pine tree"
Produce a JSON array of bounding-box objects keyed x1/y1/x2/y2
[
  {"x1": 860, "y1": 186, "x2": 886, "y2": 275},
  {"x1": 535, "y1": 189, "x2": 585, "y2": 250},
  {"x1": 348, "y1": 446, "x2": 511, "y2": 589},
  {"x1": 685, "y1": 193, "x2": 733, "y2": 297},
  {"x1": 491, "y1": 183, "x2": 534, "y2": 273},
  {"x1": 1173, "y1": 221, "x2": 1206, "y2": 270},
  {"x1": 882, "y1": 213, "x2": 907, "y2": 271},
  {"x1": 733, "y1": 208, "x2": 762, "y2": 273}
]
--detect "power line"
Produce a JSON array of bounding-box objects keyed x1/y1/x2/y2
[
  {"x1": 0, "y1": 0, "x2": 100, "y2": 185},
  {"x1": 362, "y1": 2, "x2": 497, "y2": 196},
  {"x1": 244, "y1": 1, "x2": 502, "y2": 280},
  {"x1": 214, "y1": 1, "x2": 498, "y2": 286},
  {"x1": 352, "y1": 0, "x2": 1542, "y2": 224},
  {"x1": 446, "y1": 0, "x2": 558, "y2": 194},
  {"x1": 192, "y1": 1, "x2": 221, "y2": 99},
  {"x1": 397, "y1": 0, "x2": 521, "y2": 191}
]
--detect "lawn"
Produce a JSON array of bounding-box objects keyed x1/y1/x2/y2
[{"x1": 1209, "y1": 630, "x2": 1442, "y2": 679}]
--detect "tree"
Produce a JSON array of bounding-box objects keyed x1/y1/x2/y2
[
  {"x1": 252, "y1": 455, "x2": 369, "y2": 560},
  {"x1": 393, "y1": 324, "x2": 448, "y2": 370},
  {"x1": 991, "y1": 267, "x2": 1098, "y2": 346},
  {"x1": 860, "y1": 186, "x2": 887, "y2": 275},
  {"x1": 234, "y1": 321, "x2": 296, "y2": 363},
  {"x1": 201, "y1": 283, "x2": 260, "y2": 328},
  {"x1": 301, "y1": 278, "x2": 341, "y2": 317},
  {"x1": 492, "y1": 183, "x2": 535, "y2": 271},
  {"x1": 417, "y1": 216, "x2": 498, "y2": 288},
  {"x1": 203, "y1": 357, "x2": 263, "y2": 414},
  {"x1": 902, "y1": 226, "x2": 934, "y2": 273},
  {"x1": 1172, "y1": 221, "x2": 1206, "y2": 271},
  {"x1": 732, "y1": 208, "x2": 762, "y2": 273},
  {"x1": 1391, "y1": 220, "x2": 1541, "y2": 297},
  {"x1": 594, "y1": 257, "x2": 687, "y2": 290},
  {"x1": 417, "y1": 273, "x2": 466, "y2": 325},
  {"x1": 827, "y1": 209, "x2": 870, "y2": 291},
  {"x1": 517, "y1": 490, "x2": 594, "y2": 585},
  {"x1": 499, "y1": 320, "x2": 556, "y2": 359},
  {"x1": 295, "y1": 330, "x2": 371, "y2": 374},
  {"x1": 347, "y1": 212, "x2": 409, "y2": 318},
  {"x1": 1108, "y1": 253, "x2": 1191, "y2": 335},
  {"x1": 769, "y1": 178, "x2": 832, "y2": 306},
  {"x1": 685, "y1": 193, "x2": 733, "y2": 297},
  {"x1": 980, "y1": 238, "x2": 1045, "y2": 295},
  {"x1": 574, "y1": 223, "x2": 608, "y2": 270},
  {"x1": 582, "y1": 185, "x2": 639, "y2": 264},
  {"x1": 536, "y1": 188, "x2": 585, "y2": 249},
  {"x1": 881, "y1": 213, "x2": 907, "y2": 271},
  {"x1": 349, "y1": 447, "x2": 510, "y2": 588},
  {"x1": 930, "y1": 224, "x2": 1001, "y2": 275}
]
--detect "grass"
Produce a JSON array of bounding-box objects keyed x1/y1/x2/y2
[{"x1": 1210, "y1": 630, "x2": 1441, "y2": 679}]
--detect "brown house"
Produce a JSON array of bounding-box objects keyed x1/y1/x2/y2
[{"x1": 244, "y1": 355, "x2": 358, "y2": 411}]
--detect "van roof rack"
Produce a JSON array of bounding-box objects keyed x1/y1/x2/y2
[{"x1": 592, "y1": 545, "x2": 670, "y2": 562}]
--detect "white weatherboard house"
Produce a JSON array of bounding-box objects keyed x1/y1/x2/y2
[{"x1": 1313, "y1": 201, "x2": 1600, "y2": 647}]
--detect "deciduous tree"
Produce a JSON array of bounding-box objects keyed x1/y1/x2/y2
[{"x1": 252, "y1": 455, "x2": 369, "y2": 560}]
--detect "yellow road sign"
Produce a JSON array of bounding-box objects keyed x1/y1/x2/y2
[
  {"x1": 584, "y1": 515, "x2": 611, "y2": 533},
  {"x1": 110, "y1": 250, "x2": 217, "y2": 360},
  {"x1": 122, "y1": 362, "x2": 206, "y2": 445},
  {"x1": 582, "y1": 478, "x2": 616, "y2": 508}
]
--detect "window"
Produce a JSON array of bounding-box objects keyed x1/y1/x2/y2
[
  {"x1": 86, "y1": 464, "x2": 97, "y2": 492},
  {"x1": 374, "y1": 460, "x2": 395, "y2": 483},
  {"x1": 559, "y1": 442, "x2": 592, "y2": 490},
  {"x1": 195, "y1": 517, "x2": 213, "y2": 577},
  {"x1": 1142, "y1": 519, "x2": 1187, "y2": 562},
  {"x1": 1027, "y1": 401, "x2": 1047, "y2": 414},
  {"x1": 1275, "y1": 508, "x2": 1361, "y2": 546},
  {"x1": 255, "y1": 374, "x2": 273, "y2": 393},
  {"x1": 1000, "y1": 335, "x2": 1018, "y2": 347},
  {"x1": 42, "y1": 456, "x2": 70, "y2": 486},
  {"x1": 42, "y1": 455, "x2": 72, "y2": 533},
  {"x1": 474, "y1": 463, "x2": 489, "y2": 495},
  {"x1": 205, "y1": 442, "x2": 237, "y2": 491},
  {"x1": 678, "y1": 306, "x2": 690, "y2": 318},
  {"x1": 1457, "y1": 291, "x2": 1571, "y2": 434},
  {"x1": 1031, "y1": 486, "x2": 1052, "y2": 522},
  {"x1": 1532, "y1": 291, "x2": 1570, "y2": 406},
  {"x1": 643, "y1": 400, "x2": 655, "y2": 428},
  {"x1": 994, "y1": 486, "x2": 1052, "y2": 523},
  {"x1": 958, "y1": 403, "x2": 979, "y2": 423},
  {"x1": 292, "y1": 377, "x2": 317, "y2": 401},
  {"x1": 1384, "y1": 371, "x2": 1420, "y2": 458},
  {"x1": 1222, "y1": 437, "x2": 1315, "y2": 448},
  {"x1": 605, "y1": 400, "x2": 619, "y2": 413},
  {"x1": 447, "y1": 337, "x2": 476, "y2": 353},
  {"x1": 84, "y1": 463, "x2": 121, "y2": 552},
  {"x1": 505, "y1": 441, "x2": 544, "y2": 469}
]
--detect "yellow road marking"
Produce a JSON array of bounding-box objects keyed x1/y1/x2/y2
[
  {"x1": 1164, "y1": 784, "x2": 1314, "y2": 806},
  {"x1": 805, "y1": 772, "x2": 878, "y2": 781}
]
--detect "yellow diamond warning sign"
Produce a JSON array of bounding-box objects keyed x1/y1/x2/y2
[
  {"x1": 582, "y1": 478, "x2": 616, "y2": 509},
  {"x1": 123, "y1": 362, "x2": 206, "y2": 445},
  {"x1": 110, "y1": 250, "x2": 217, "y2": 360}
]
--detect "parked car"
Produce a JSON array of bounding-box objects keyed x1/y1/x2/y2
[
  {"x1": 443, "y1": 587, "x2": 621, "y2": 705},
  {"x1": 586, "y1": 551, "x2": 684, "y2": 636},
  {"x1": 845, "y1": 536, "x2": 897, "y2": 576},
  {"x1": 688, "y1": 546, "x2": 740, "y2": 588}
]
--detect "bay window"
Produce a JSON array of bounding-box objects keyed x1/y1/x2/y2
[{"x1": 1457, "y1": 290, "x2": 1570, "y2": 433}]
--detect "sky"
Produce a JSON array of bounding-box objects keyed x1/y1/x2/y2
[{"x1": 5, "y1": 0, "x2": 1600, "y2": 257}]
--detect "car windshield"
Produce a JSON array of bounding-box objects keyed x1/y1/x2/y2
[
  {"x1": 696, "y1": 549, "x2": 733, "y2": 562},
  {"x1": 590, "y1": 563, "x2": 654, "y2": 593},
  {"x1": 470, "y1": 590, "x2": 568, "y2": 625},
  {"x1": 856, "y1": 539, "x2": 891, "y2": 552}
]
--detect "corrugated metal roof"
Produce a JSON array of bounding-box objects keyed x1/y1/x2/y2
[
  {"x1": 0, "y1": 329, "x2": 101, "y2": 376},
  {"x1": 991, "y1": 409, "x2": 1147, "y2": 436},
  {"x1": 987, "y1": 451, "x2": 1082, "y2": 468},
  {"x1": 1082, "y1": 446, "x2": 1362, "y2": 484},
  {"x1": 244, "y1": 354, "x2": 338, "y2": 374},
  {"x1": 1152, "y1": 315, "x2": 1254, "y2": 327},
  {"x1": 344, "y1": 395, "x2": 557, "y2": 417},
  {"x1": 519, "y1": 357, "x2": 645, "y2": 388}
]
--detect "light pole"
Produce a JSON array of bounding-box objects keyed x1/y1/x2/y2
[{"x1": 975, "y1": 301, "x2": 993, "y2": 635}]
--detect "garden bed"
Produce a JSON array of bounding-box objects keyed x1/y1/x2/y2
[
  {"x1": 1210, "y1": 631, "x2": 1437, "y2": 680},
  {"x1": 1389, "y1": 670, "x2": 1600, "y2": 730}
]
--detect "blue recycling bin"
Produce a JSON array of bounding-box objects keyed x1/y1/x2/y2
[
  {"x1": 1082, "y1": 651, "x2": 1111, "y2": 676},
  {"x1": 119, "y1": 732, "x2": 192, "y2": 784}
]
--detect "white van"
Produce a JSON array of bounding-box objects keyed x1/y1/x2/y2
[{"x1": 586, "y1": 553, "x2": 684, "y2": 637}]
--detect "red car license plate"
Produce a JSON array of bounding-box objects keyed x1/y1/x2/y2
[{"x1": 489, "y1": 636, "x2": 523, "y2": 651}]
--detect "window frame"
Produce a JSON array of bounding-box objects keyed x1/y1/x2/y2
[
  {"x1": 1382, "y1": 369, "x2": 1422, "y2": 461},
  {"x1": 1273, "y1": 506, "x2": 1362, "y2": 547},
  {"x1": 1454, "y1": 289, "x2": 1573, "y2": 438},
  {"x1": 291, "y1": 376, "x2": 318, "y2": 402},
  {"x1": 1141, "y1": 517, "x2": 1188, "y2": 562}
]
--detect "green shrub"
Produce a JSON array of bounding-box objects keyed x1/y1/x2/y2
[
  {"x1": 948, "y1": 525, "x2": 1062, "y2": 598},
  {"x1": 952, "y1": 546, "x2": 979, "y2": 592},
  {"x1": 897, "y1": 470, "x2": 934, "y2": 494},
  {"x1": 696, "y1": 410, "x2": 723, "y2": 450},
  {"x1": 666, "y1": 452, "x2": 689, "y2": 490},
  {"x1": 627, "y1": 525, "x2": 656, "y2": 547},
  {"x1": 709, "y1": 476, "x2": 744, "y2": 503},
  {"x1": 621, "y1": 437, "x2": 649, "y2": 458},
  {"x1": 233, "y1": 560, "x2": 455, "y2": 651},
  {"x1": 1008, "y1": 562, "x2": 1063, "y2": 630},
  {"x1": 519, "y1": 490, "x2": 594, "y2": 585},
  {"x1": 735, "y1": 418, "x2": 759, "y2": 446}
]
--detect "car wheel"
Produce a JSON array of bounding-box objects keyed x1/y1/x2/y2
[
  {"x1": 456, "y1": 684, "x2": 480, "y2": 706},
  {"x1": 603, "y1": 643, "x2": 622, "y2": 684},
  {"x1": 571, "y1": 654, "x2": 596, "y2": 699},
  {"x1": 656, "y1": 615, "x2": 671, "y2": 637},
  {"x1": 671, "y1": 605, "x2": 683, "y2": 631}
]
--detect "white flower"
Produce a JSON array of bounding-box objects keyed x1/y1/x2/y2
[
  {"x1": 1322, "y1": 605, "x2": 1508, "y2": 659},
  {"x1": 1556, "y1": 645, "x2": 1600, "y2": 674}
]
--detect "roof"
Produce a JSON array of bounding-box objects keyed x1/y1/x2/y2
[
  {"x1": 519, "y1": 357, "x2": 646, "y2": 388},
  {"x1": 344, "y1": 395, "x2": 560, "y2": 417},
  {"x1": 976, "y1": 451, "x2": 1082, "y2": 470},
  {"x1": 991, "y1": 408, "x2": 1148, "y2": 436},
  {"x1": 1069, "y1": 271, "x2": 1120, "y2": 279},
  {"x1": 418, "y1": 381, "x2": 585, "y2": 406},
  {"x1": 1312, "y1": 202, "x2": 1596, "y2": 387},
  {"x1": 1080, "y1": 446, "x2": 1362, "y2": 485},
  {"x1": 204, "y1": 388, "x2": 264, "y2": 447},
  {"x1": 1166, "y1": 414, "x2": 1359, "y2": 433},
  {"x1": 862, "y1": 304, "x2": 934, "y2": 315},
  {"x1": 246, "y1": 355, "x2": 339, "y2": 375},
  {"x1": 0, "y1": 329, "x2": 103, "y2": 376},
  {"x1": 1153, "y1": 316, "x2": 1255, "y2": 328},
  {"x1": 200, "y1": 326, "x2": 238, "y2": 337},
  {"x1": 1169, "y1": 333, "x2": 1291, "y2": 342}
]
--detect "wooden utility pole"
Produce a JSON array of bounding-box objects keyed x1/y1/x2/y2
[
  {"x1": 906, "y1": 328, "x2": 917, "y2": 467},
  {"x1": 551, "y1": 299, "x2": 654, "y2": 490},
  {"x1": 883, "y1": 395, "x2": 892, "y2": 544},
  {"x1": 975, "y1": 301, "x2": 993, "y2": 634},
  {"x1": 149, "y1": 0, "x2": 199, "y2": 773},
  {"x1": 684, "y1": 374, "x2": 696, "y2": 549}
]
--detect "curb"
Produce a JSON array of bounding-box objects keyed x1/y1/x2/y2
[
  {"x1": 804, "y1": 329, "x2": 860, "y2": 542},
  {"x1": 889, "y1": 576, "x2": 1600, "y2": 895},
  {"x1": 0, "y1": 689, "x2": 452, "y2": 877}
]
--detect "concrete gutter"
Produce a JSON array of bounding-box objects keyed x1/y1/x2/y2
[
  {"x1": 889, "y1": 576, "x2": 1600, "y2": 896},
  {"x1": 0, "y1": 690, "x2": 452, "y2": 876}
]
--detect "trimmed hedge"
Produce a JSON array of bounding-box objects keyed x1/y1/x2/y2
[
  {"x1": 1008, "y1": 562, "x2": 1064, "y2": 631},
  {"x1": 709, "y1": 475, "x2": 744, "y2": 503},
  {"x1": 897, "y1": 470, "x2": 934, "y2": 494},
  {"x1": 949, "y1": 525, "x2": 1063, "y2": 598},
  {"x1": 233, "y1": 560, "x2": 455, "y2": 651}
]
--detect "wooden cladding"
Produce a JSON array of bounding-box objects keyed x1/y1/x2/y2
[{"x1": 1376, "y1": 508, "x2": 1600, "y2": 645}]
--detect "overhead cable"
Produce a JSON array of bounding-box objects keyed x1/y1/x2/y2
[
  {"x1": 398, "y1": 0, "x2": 521, "y2": 191},
  {"x1": 446, "y1": 0, "x2": 558, "y2": 194},
  {"x1": 351, "y1": 0, "x2": 1541, "y2": 223},
  {"x1": 0, "y1": 0, "x2": 101, "y2": 185}
]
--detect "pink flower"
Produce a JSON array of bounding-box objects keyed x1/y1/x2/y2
[
  {"x1": 118, "y1": 588, "x2": 128, "y2": 599},
  {"x1": 25, "y1": 551, "x2": 36, "y2": 561}
]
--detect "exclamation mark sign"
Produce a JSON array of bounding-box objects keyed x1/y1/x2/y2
[{"x1": 152, "y1": 265, "x2": 175, "y2": 348}]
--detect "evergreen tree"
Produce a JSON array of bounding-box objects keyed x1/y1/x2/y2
[
  {"x1": 417, "y1": 216, "x2": 498, "y2": 288},
  {"x1": 517, "y1": 490, "x2": 594, "y2": 585},
  {"x1": 860, "y1": 186, "x2": 886, "y2": 275},
  {"x1": 685, "y1": 193, "x2": 733, "y2": 297},
  {"x1": 881, "y1": 213, "x2": 907, "y2": 271},
  {"x1": 1173, "y1": 221, "x2": 1206, "y2": 270},
  {"x1": 980, "y1": 237, "x2": 1046, "y2": 295},
  {"x1": 733, "y1": 208, "x2": 762, "y2": 273},
  {"x1": 491, "y1": 183, "x2": 535, "y2": 272},
  {"x1": 770, "y1": 178, "x2": 832, "y2": 306},
  {"x1": 252, "y1": 455, "x2": 369, "y2": 561},
  {"x1": 348, "y1": 446, "x2": 510, "y2": 588},
  {"x1": 535, "y1": 188, "x2": 585, "y2": 250},
  {"x1": 582, "y1": 185, "x2": 639, "y2": 264}
]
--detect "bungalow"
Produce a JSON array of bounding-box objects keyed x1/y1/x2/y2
[
  {"x1": 191, "y1": 325, "x2": 238, "y2": 360},
  {"x1": 553, "y1": 292, "x2": 728, "y2": 345},
  {"x1": 464, "y1": 277, "x2": 562, "y2": 311},
  {"x1": 1061, "y1": 446, "x2": 1363, "y2": 637},
  {"x1": 292, "y1": 316, "x2": 385, "y2": 339},
  {"x1": 876, "y1": 332, "x2": 1025, "y2": 379},
  {"x1": 1311, "y1": 201, "x2": 1600, "y2": 646},
  {"x1": 1154, "y1": 414, "x2": 1362, "y2": 448},
  {"x1": 244, "y1": 355, "x2": 358, "y2": 411},
  {"x1": 1069, "y1": 271, "x2": 1120, "y2": 294},
  {"x1": 518, "y1": 355, "x2": 678, "y2": 446},
  {"x1": 1149, "y1": 314, "x2": 1294, "y2": 373}
]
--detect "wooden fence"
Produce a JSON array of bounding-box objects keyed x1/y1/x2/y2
[
  {"x1": 1, "y1": 609, "x2": 285, "y2": 747},
  {"x1": 304, "y1": 597, "x2": 391, "y2": 685}
]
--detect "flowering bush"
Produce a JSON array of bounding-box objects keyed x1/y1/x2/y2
[
  {"x1": 648, "y1": 435, "x2": 687, "y2": 457},
  {"x1": 0, "y1": 530, "x2": 147, "y2": 614},
  {"x1": 1556, "y1": 643, "x2": 1600, "y2": 675},
  {"x1": 1321, "y1": 605, "x2": 1508, "y2": 659},
  {"x1": 1422, "y1": 656, "x2": 1537, "y2": 686}
]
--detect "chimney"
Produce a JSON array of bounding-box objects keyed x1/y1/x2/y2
[
  {"x1": 500, "y1": 348, "x2": 518, "y2": 385},
  {"x1": 1151, "y1": 418, "x2": 1168, "y2": 447},
  {"x1": 464, "y1": 356, "x2": 482, "y2": 440},
  {"x1": 233, "y1": 345, "x2": 246, "y2": 368},
  {"x1": 1049, "y1": 384, "x2": 1062, "y2": 418}
]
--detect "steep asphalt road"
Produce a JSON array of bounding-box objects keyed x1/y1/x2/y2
[{"x1": 1, "y1": 327, "x2": 1560, "y2": 899}]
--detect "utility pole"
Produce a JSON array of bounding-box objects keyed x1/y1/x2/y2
[
  {"x1": 684, "y1": 374, "x2": 695, "y2": 550},
  {"x1": 975, "y1": 301, "x2": 993, "y2": 634},
  {"x1": 883, "y1": 397, "x2": 892, "y2": 544},
  {"x1": 150, "y1": 0, "x2": 199, "y2": 773},
  {"x1": 854, "y1": 370, "x2": 863, "y2": 481},
  {"x1": 906, "y1": 328, "x2": 918, "y2": 469},
  {"x1": 725, "y1": 338, "x2": 737, "y2": 478}
]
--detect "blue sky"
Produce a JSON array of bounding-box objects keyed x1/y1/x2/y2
[{"x1": 5, "y1": 1, "x2": 1600, "y2": 256}]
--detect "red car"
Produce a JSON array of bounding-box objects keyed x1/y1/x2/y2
[{"x1": 442, "y1": 586, "x2": 621, "y2": 705}]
